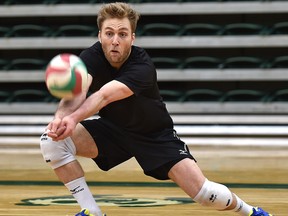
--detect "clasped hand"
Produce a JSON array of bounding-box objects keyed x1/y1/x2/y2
[{"x1": 46, "y1": 116, "x2": 77, "y2": 141}]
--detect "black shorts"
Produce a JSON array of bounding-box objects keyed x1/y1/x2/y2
[{"x1": 80, "y1": 118, "x2": 196, "y2": 180}]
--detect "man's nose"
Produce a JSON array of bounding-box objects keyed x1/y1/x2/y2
[{"x1": 112, "y1": 35, "x2": 119, "y2": 45}]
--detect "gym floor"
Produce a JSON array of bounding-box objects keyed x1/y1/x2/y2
[{"x1": 0, "y1": 145, "x2": 287, "y2": 216}]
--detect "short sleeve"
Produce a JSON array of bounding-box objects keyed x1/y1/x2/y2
[
  {"x1": 116, "y1": 62, "x2": 155, "y2": 96},
  {"x1": 115, "y1": 46, "x2": 156, "y2": 96}
]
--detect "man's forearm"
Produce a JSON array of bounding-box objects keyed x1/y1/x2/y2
[{"x1": 54, "y1": 93, "x2": 86, "y2": 119}]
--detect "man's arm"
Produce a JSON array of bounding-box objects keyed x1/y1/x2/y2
[
  {"x1": 52, "y1": 79, "x2": 133, "y2": 141},
  {"x1": 71, "y1": 80, "x2": 133, "y2": 122},
  {"x1": 46, "y1": 74, "x2": 93, "y2": 138}
]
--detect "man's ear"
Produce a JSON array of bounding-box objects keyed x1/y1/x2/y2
[
  {"x1": 98, "y1": 31, "x2": 102, "y2": 43},
  {"x1": 131, "y1": 33, "x2": 135, "y2": 45}
]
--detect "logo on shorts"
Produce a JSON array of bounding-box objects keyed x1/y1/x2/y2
[
  {"x1": 179, "y1": 149, "x2": 188, "y2": 155},
  {"x1": 17, "y1": 194, "x2": 194, "y2": 207},
  {"x1": 179, "y1": 143, "x2": 190, "y2": 156}
]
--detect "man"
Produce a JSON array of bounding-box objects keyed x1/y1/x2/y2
[{"x1": 40, "y1": 2, "x2": 273, "y2": 216}]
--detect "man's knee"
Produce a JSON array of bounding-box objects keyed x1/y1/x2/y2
[
  {"x1": 193, "y1": 179, "x2": 233, "y2": 210},
  {"x1": 39, "y1": 132, "x2": 76, "y2": 169}
]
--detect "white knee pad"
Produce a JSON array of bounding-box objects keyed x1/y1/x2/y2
[
  {"x1": 39, "y1": 132, "x2": 76, "y2": 169},
  {"x1": 193, "y1": 179, "x2": 233, "y2": 210}
]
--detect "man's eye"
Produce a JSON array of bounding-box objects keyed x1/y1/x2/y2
[{"x1": 120, "y1": 33, "x2": 127, "y2": 38}]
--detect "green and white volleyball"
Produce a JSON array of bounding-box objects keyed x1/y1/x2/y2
[{"x1": 45, "y1": 53, "x2": 88, "y2": 99}]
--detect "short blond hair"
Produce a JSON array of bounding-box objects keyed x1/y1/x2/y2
[{"x1": 97, "y1": 2, "x2": 140, "y2": 33}]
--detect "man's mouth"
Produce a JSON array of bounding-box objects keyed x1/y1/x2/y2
[{"x1": 110, "y1": 50, "x2": 120, "y2": 57}]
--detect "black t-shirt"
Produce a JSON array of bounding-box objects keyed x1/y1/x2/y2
[{"x1": 79, "y1": 41, "x2": 173, "y2": 134}]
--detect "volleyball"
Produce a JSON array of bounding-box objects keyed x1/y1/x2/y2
[{"x1": 45, "y1": 53, "x2": 88, "y2": 99}]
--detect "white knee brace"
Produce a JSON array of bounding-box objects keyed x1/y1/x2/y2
[
  {"x1": 193, "y1": 179, "x2": 233, "y2": 210},
  {"x1": 40, "y1": 132, "x2": 76, "y2": 169}
]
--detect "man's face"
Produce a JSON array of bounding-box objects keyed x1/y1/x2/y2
[{"x1": 99, "y1": 17, "x2": 135, "y2": 69}]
